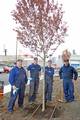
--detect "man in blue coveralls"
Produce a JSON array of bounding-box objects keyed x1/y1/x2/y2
[
  {"x1": 8, "y1": 59, "x2": 28, "y2": 112},
  {"x1": 59, "y1": 58, "x2": 78, "y2": 102},
  {"x1": 27, "y1": 57, "x2": 41, "y2": 103},
  {"x1": 45, "y1": 60, "x2": 54, "y2": 102}
]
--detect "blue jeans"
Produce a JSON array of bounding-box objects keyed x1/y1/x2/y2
[
  {"x1": 45, "y1": 79, "x2": 53, "y2": 101},
  {"x1": 29, "y1": 79, "x2": 39, "y2": 102},
  {"x1": 63, "y1": 80, "x2": 74, "y2": 101},
  {"x1": 8, "y1": 86, "x2": 25, "y2": 112}
]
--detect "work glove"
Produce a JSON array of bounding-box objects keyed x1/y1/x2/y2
[
  {"x1": 28, "y1": 77, "x2": 33, "y2": 81},
  {"x1": 12, "y1": 86, "x2": 19, "y2": 95}
]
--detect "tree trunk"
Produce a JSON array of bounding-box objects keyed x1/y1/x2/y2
[{"x1": 42, "y1": 53, "x2": 46, "y2": 111}]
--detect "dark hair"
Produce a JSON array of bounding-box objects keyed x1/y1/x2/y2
[
  {"x1": 48, "y1": 60, "x2": 52, "y2": 63},
  {"x1": 34, "y1": 57, "x2": 38, "y2": 60},
  {"x1": 17, "y1": 59, "x2": 23, "y2": 62},
  {"x1": 14, "y1": 62, "x2": 16, "y2": 65}
]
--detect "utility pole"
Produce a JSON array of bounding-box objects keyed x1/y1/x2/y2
[
  {"x1": 4, "y1": 49, "x2": 7, "y2": 56},
  {"x1": 3, "y1": 44, "x2": 7, "y2": 56},
  {"x1": 16, "y1": 39, "x2": 18, "y2": 61}
]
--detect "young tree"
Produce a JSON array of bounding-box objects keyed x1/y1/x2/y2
[{"x1": 12, "y1": 0, "x2": 67, "y2": 111}]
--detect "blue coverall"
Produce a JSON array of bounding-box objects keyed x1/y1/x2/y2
[
  {"x1": 59, "y1": 64, "x2": 78, "y2": 102},
  {"x1": 27, "y1": 63, "x2": 41, "y2": 102},
  {"x1": 8, "y1": 66, "x2": 28, "y2": 112},
  {"x1": 45, "y1": 66, "x2": 54, "y2": 101}
]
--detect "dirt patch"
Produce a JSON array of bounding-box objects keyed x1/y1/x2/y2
[
  {"x1": 23, "y1": 104, "x2": 63, "y2": 120},
  {"x1": 1, "y1": 77, "x2": 80, "y2": 120}
]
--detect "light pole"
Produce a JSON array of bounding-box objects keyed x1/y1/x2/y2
[
  {"x1": 3, "y1": 44, "x2": 7, "y2": 56},
  {"x1": 16, "y1": 39, "x2": 18, "y2": 61}
]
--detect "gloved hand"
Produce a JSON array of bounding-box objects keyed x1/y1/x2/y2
[
  {"x1": 28, "y1": 77, "x2": 33, "y2": 81},
  {"x1": 12, "y1": 86, "x2": 19, "y2": 95},
  {"x1": 12, "y1": 85, "x2": 17, "y2": 90}
]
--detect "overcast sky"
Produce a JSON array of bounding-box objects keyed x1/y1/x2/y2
[{"x1": 0, "y1": 0, "x2": 80, "y2": 56}]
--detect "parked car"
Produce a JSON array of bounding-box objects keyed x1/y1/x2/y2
[
  {"x1": 0, "y1": 66, "x2": 4, "y2": 73},
  {"x1": 4, "y1": 65, "x2": 13, "y2": 73}
]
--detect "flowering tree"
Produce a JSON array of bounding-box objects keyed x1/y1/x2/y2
[{"x1": 12, "y1": 0, "x2": 67, "y2": 111}]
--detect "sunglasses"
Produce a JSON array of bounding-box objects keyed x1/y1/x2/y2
[{"x1": 64, "y1": 60, "x2": 69, "y2": 62}]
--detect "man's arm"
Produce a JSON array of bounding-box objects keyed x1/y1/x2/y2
[
  {"x1": 25, "y1": 71, "x2": 28, "y2": 84},
  {"x1": 73, "y1": 68, "x2": 78, "y2": 80},
  {"x1": 27, "y1": 65, "x2": 31, "y2": 71},
  {"x1": 53, "y1": 68, "x2": 54, "y2": 75},
  {"x1": 39, "y1": 65, "x2": 41, "y2": 76},
  {"x1": 59, "y1": 67, "x2": 62, "y2": 79},
  {"x1": 9, "y1": 69, "x2": 15, "y2": 86}
]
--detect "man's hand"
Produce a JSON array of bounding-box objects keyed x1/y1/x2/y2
[
  {"x1": 12, "y1": 86, "x2": 19, "y2": 94},
  {"x1": 28, "y1": 77, "x2": 33, "y2": 81},
  {"x1": 12, "y1": 85, "x2": 16, "y2": 90}
]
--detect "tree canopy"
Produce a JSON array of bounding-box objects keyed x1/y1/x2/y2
[{"x1": 12, "y1": 0, "x2": 67, "y2": 59}]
